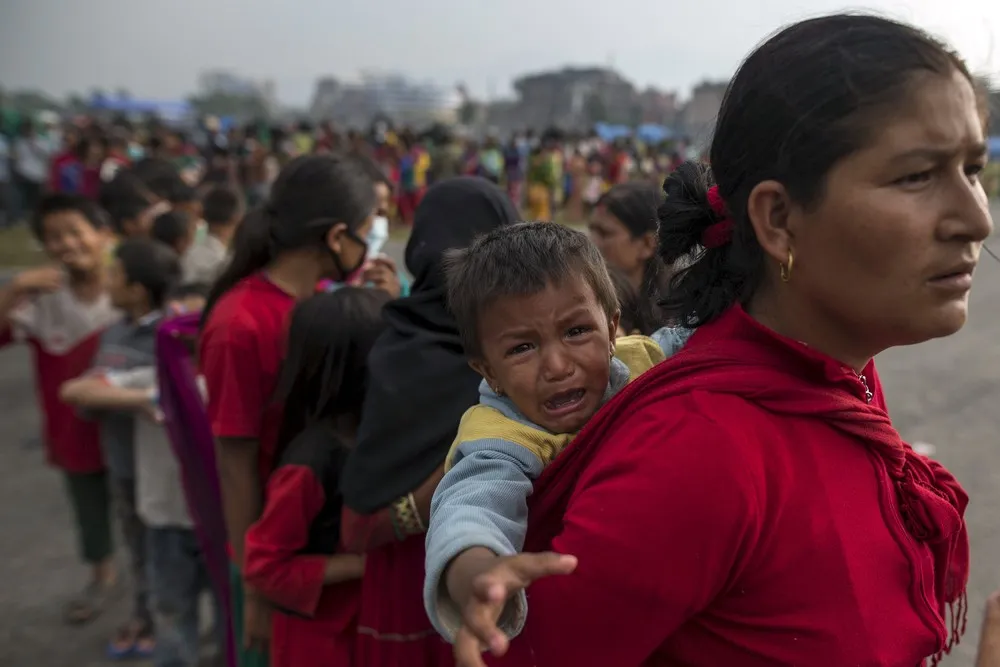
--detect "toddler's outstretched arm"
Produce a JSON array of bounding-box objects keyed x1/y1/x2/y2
[{"x1": 424, "y1": 440, "x2": 543, "y2": 643}]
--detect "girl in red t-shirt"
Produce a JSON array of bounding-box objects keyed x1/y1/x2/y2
[
  {"x1": 244, "y1": 287, "x2": 390, "y2": 667},
  {"x1": 199, "y1": 154, "x2": 379, "y2": 667}
]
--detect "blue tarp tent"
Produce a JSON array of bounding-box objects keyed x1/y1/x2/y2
[
  {"x1": 593, "y1": 122, "x2": 632, "y2": 142},
  {"x1": 89, "y1": 94, "x2": 192, "y2": 122},
  {"x1": 636, "y1": 123, "x2": 674, "y2": 144}
]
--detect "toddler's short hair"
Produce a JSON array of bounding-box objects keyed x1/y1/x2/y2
[{"x1": 445, "y1": 221, "x2": 618, "y2": 359}]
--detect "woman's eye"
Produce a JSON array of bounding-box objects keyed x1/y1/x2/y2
[
  {"x1": 965, "y1": 163, "x2": 985, "y2": 181},
  {"x1": 895, "y1": 170, "x2": 933, "y2": 186}
]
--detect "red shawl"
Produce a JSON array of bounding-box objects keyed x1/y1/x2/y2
[{"x1": 519, "y1": 305, "x2": 969, "y2": 662}]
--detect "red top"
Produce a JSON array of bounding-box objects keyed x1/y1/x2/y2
[
  {"x1": 494, "y1": 305, "x2": 968, "y2": 667},
  {"x1": 200, "y1": 274, "x2": 295, "y2": 482},
  {"x1": 245, "y1": 465, "x2": 360, "y2": 622},
  {"x1": 0, "y1": 287, "x2": 120, "y2": 473},
  {"x1": 246, "y1": 464, "x2": 361, "y2": 667}
]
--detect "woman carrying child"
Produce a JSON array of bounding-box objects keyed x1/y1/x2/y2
[
  {"x1": 199, "y1": 154, "x2": 376, "y2": 666},
  {"x1": 448, "y1": 15, "x2": 988, "y2": 666},
  {"x1": 338, "y1": 177, "x2": 520, "y2": 667},
  {"x1": 244, "y1": 288, "x2": 389, "y2": 667}
]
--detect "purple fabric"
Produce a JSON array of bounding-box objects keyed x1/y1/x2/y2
[{"x1": 156, "y1": 313, "x2": 236, "y2": 667}]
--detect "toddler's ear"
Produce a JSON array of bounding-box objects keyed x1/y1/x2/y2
[{"x1": 468, "y1": 359, "x2": 496, "y2": 387}]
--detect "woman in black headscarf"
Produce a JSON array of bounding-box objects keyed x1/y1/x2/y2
[{"x1": 339, "y1": 176, "x2": 519, "y2": 667}]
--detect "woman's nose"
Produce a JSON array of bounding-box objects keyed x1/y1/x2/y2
[{"x1": 942, "y1": 173, "x2": 994, "y2": 242}]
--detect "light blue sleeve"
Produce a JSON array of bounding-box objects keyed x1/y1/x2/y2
[
  {"x1": 651, "y1": 326, "x2": 695, "y2": 358},
  {"x1": 423, "y1": 438, "x2": 544, "y2": 643}
]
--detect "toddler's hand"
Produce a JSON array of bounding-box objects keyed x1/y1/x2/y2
[{"x1": 451, "y1": 551, "x2": 577, "y2": 667}]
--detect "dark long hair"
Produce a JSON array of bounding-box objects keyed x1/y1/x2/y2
[
  {"x1": 202, "y1": 154, "x2": 376, "y2": 323},
  {"x1": 658, "y1": 14, "x2": 979, "y2": 327},
  {"x1": 272, "y1": 288, "x2": 390, "y2": 460}
]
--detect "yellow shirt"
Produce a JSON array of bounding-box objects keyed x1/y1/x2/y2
[{"x1": 446, "y1": 335, "x2": 665, "y2": 470}]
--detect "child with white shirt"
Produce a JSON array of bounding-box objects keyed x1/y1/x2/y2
[{"x1": 61, "y1": 239, "x2": 219, "y2": 667}]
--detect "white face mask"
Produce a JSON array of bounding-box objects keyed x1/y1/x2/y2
[{"x1": 366, "y1": 216, "x2": 390, "y2": 259}]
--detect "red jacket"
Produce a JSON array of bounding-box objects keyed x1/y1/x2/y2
[
  {"x1": 494, "y1": 305, "x2": 968, "y2": 667},
  {"x1": 244, "y1": 430, "x2": 359, "y2": 667}
]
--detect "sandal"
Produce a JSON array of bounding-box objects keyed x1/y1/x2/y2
[
  {"x1": 107, "y1": 619, "x2": 155, "y2": 660},
  {"x1": 63, "y1": 580, "x2": 116, "y2": 625}
]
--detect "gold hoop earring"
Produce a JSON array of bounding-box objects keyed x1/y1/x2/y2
[{"x1": 780, "y1": 249, "x2": 795, "y2": 283}]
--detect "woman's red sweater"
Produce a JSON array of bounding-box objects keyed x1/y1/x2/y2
[{"x1": 493, "y1": 305, "x2": 969, "y2": 667}]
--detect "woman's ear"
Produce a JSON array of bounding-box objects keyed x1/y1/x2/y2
[
  {"x1": 637, "y1": 230, "x2": 657, "y2": 261},
  {"x1": 746, "y1": 179, "x2": 794, "y2": 266}
]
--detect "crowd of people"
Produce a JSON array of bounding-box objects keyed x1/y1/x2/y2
[
  {"x1": 0, "y1": 97, "x2": 693, "y2": 233},
  {"x1": 3, "y1": 12, "x2": 1000, "y2": 667}
]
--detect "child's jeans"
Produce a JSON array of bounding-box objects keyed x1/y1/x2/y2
[
  {"x1": 147, "y1": 526, "x2": 222, "y2": 667},
  {"x1": 111, "y1": 476, "x2": 152, "y2": 629}
]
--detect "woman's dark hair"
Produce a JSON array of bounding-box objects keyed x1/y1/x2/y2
[
  {"x1": 99, "y1": 170, "x2": 157, "y2": 233},
  {"x1": 201, "y1": 186, "x2": 242, "y2": 226},
  {"x1": 608, "y1": 264, "x2": 655, "y2": 336},
  {"x1": 597, "y1": 181, "x2": 660, "y2": 237},
  {"x1": 273, "y1": 288, "x2": 390, "y2": 459},
  {"x1": 152, "y1": 210, "x2": 193, "y2": 253},
  {"x1": 131, "y1": 157, "x2": 185, "y2": 200},
  {"x1": 658, "y1": 14, "x2": 981, "y2": 327},
  {"x1": 202, "y1": 154, "x2": 376, "y2": 323},
  {"x1": 168, "y1": 182, "x2": 197, "y2": 205},
  {"x1": 115, "y1": 239, "x2": 181, "y2": 309}
]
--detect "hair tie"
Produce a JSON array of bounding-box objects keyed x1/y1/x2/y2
[{"x1": 702, "y1": 185, "x2": 734, "y2": 249}]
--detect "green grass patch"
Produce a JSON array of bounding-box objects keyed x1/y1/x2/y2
[{"x1": 0, "y1": 225, "x2": 45, "y2": 269}]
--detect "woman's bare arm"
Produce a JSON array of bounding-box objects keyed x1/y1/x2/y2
[
  {"x1": 340, "y1": 464, "x2": 446, "y2": 553},
  {"x1": 216, "y1": 436, "x2": 263, "y2": 568}
]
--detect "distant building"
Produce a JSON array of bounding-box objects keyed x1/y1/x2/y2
[
  {"x1": 636, "y1": 88, "x2": 680, "y2": 127},
  {"x1": 199, "y1": 70, "x2": 259, "y2": 97},
  {"x1": 309, "y1": 78, "x2": 342, "y2": 119},
  {"x1": 197, "y1": 70, "x2": 277, "y2": 117},
  {"x1": 309, "y1": 73, "x2": 459, "y2": 128},
  {"x1": 512, "y1": 67, "x2": 637, "y2": 130},
  {"x1": 679, "y1": 80, "x2": 728, "y2": 148}
]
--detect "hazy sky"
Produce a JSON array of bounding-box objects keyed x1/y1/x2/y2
[{"x1": 1, "y1": 0, "x2": 998, "y2": 106}]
